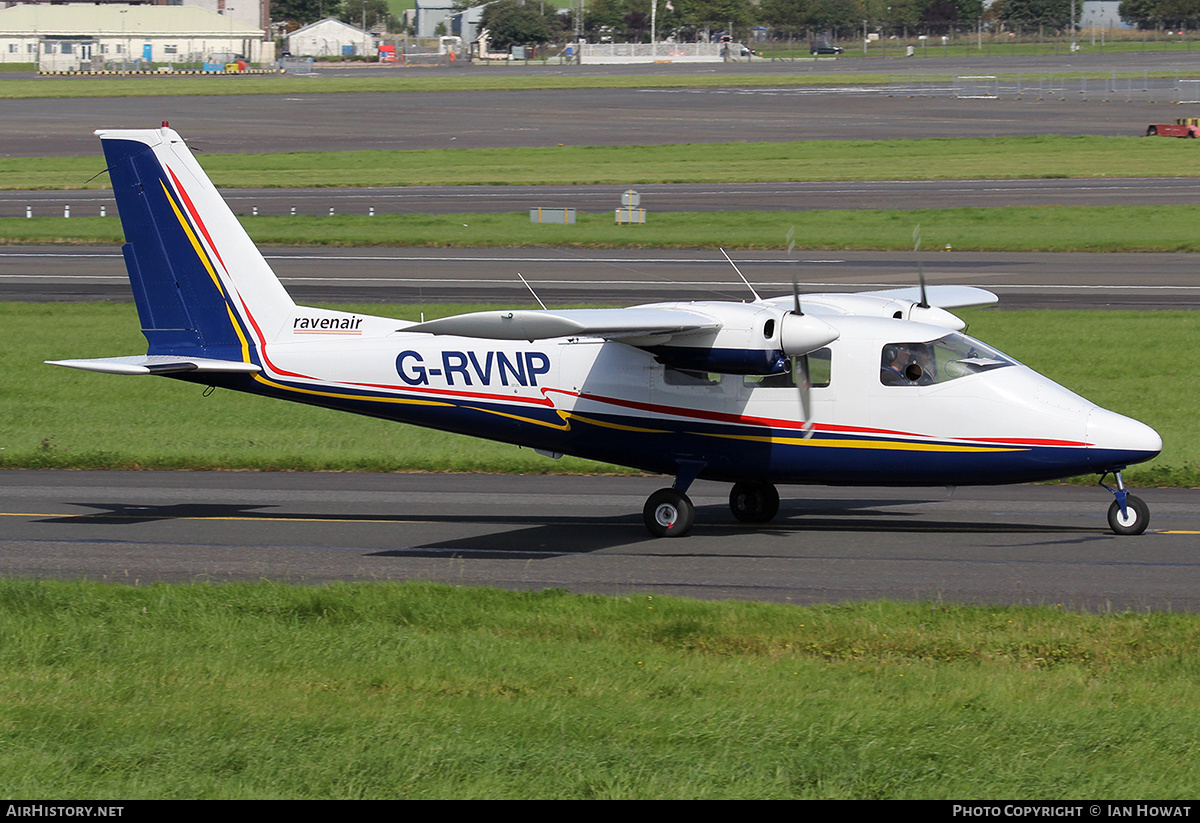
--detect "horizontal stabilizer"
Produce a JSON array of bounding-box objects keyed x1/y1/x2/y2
[
  {"x1": 45, "y1": 355, "x2": 262, "y2": 376},
  {"x1": 857, "y1": 285, "x2": 999, "y2": 309},
  {"x1": 405, "y1": 307, "x2": 720, "y2": 341}
]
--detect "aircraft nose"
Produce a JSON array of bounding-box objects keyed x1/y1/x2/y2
[{"x1": 1087, "y1": 408, "x2": 1162, "y2": 459}]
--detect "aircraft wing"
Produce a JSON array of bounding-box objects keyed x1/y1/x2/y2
[
  {"x1": 854, "y1": 285, "x2": 999, "y2": 309},
  {"x1": 403, "y1": 307, "x2": 720, "y2": 342},
  {"x1": 45, "y1": 356, "x2": 262, "y2": 376}
]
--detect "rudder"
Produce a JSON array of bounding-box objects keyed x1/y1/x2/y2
[{"x1": 99, "y1": 127, "x2": 295, "y2": 362}]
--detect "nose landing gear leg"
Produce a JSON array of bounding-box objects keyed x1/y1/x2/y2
[{"x1": 1100, "y1": 471, "x2": 1150, "y2": 536}]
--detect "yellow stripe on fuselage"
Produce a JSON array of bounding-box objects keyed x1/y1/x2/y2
[
  {"x1": 564, "y1": 412, "x2": 667, "y2": 434},
  {"x1": 697, "y1": 431, "x2": 1026, "y2": 453},
  {"x1": 250, "y1": 374, "x2": 456, "y2": 408}
]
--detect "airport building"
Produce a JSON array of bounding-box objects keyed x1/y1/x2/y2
[
  {"x1": 0, "y1": 3, "x2": 270, "y2": 69},
  {"x1": 285, "y1": 17, "x2": 374, "y2": 59}
]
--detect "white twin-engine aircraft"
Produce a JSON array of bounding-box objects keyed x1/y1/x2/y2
[{"x1": 49, "y1": 127, "x2": 1162, "y2": 538}]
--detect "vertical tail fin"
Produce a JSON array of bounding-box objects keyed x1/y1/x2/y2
[{"x1": 98, "y1": 127, "x2": 295, "y2": 363}]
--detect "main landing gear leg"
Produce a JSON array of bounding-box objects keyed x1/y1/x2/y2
[
  {"x1": 643, "y1": 460, "x2": 705, "y2": 538},
  {"x1": 1100, "y1": 470, "x2": 1150, "y2": 536}
]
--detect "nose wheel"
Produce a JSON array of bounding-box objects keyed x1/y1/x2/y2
[
  {"x1": 643, "y1": 489, "x2": 695, "y2": 538},
  {"x1": 1100, "y1": 471, "x2": 1150, "y2": 536}
]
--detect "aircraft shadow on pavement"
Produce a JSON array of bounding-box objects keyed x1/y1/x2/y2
[
  {"x1": 375, "y1": 499, "x2": 1099, "y2": 559},
  {"x1": 40, "y1": 502, "x2": 284, "y2": 525},
  {"x1": 40, "y1": 498, "x2": 1098, "y2": 559}
]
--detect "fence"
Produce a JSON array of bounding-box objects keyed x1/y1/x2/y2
[
  {"x1": 580, "y1": 42, "x2": 732, "y2": 64},
  {"x1": 886, "y1": 71, "x2": 1200, "y2": 102}
]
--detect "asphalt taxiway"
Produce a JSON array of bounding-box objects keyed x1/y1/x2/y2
[
  {"x1": 5, "y1": 245, "x2": 1199, "y2": 309},
  {"x1": 3, "y1": 471, "x2": 1197, "y2": 611}
]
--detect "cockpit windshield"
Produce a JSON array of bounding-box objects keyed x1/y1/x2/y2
[{"x1": 880, "y1": 333, "x2": 1014, "y2": 386}]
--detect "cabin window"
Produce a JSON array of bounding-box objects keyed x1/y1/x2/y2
[
  {"x1": 880, "y1": 333, "x2": 1013, "y2": 386},
  {"x1": 663, "y1": 368, "x2": 722, "y2": 386},
  {"x1": 744, "y1": 349, "x2": 831, "y2": 389}
]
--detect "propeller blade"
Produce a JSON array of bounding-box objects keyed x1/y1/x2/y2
[
  {"x1": 794, "y1": 354, "x2": 814, "y2": 440},
  {"x1": 792, "y1": 276, "x2": 802, "y2": 316},
  {"x1": 917, "y1": 262, "x2": 930, "y2": 309}
]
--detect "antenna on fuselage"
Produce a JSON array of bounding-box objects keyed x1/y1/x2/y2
[
  {"x1": 721, "y1": 248, "x2": 761, "y2": 303},
  {"x1": 518, "y1": 273, "x2": 547, "y2": 310}
]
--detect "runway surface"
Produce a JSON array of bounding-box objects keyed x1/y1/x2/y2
[
  {"x1": 3, "y1": 471, "x2": 1197, "y2": 611},
  {"x1": 2, "y1": 56, "x2": 1195, "y2": 157},
  {"x1": 4, "y1": 245, "x2": 1198, "y2": 308}
]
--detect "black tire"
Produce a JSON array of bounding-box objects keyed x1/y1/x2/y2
[
  {"x1": 643, "y1": 489, "x2": 695, "y2": 537},
  {"x1": 1147, "y1": 126, "x2": 1158, "y2": 136},
  {"x1": 1107, "y1": 494, "x2": 1149, "y2": 536},
  {"x1": 729, "y1": 481, "x2": 780, "y2": 523}
]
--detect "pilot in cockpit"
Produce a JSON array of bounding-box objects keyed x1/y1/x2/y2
[{"x1": 881, "y1": 343, "x2": 934, "y2": 386}]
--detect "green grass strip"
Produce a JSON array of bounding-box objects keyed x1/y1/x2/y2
[
  {"x1": 5, "y1": 136, "x2": 1195, "y2": 190},
  {"x1": 8, "y1": 203, "x2": 1200, "y2": 252},
  {"x1": 7, "y1": 302, "x2": 1194, "y2": 486},
  {"x1": 0, "y1": 71, "x2": 892, "y2": 100},
  {"x1": 0, "y1": 579, "x2": 1198, "y2": 798},
  {"x1": 7, "y1": 61, "x2": 1200, "y2": 99}
]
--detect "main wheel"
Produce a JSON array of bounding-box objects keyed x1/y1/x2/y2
[
  {"x1": 729, "y1": 481, "x2": 780, "y2": 523},
  {"x1": 643, "y1": 489, "x2": 695, "y2": 538},
  {"x1": 1107, "y1": 494, "x2": 1149, "y2": 536}
]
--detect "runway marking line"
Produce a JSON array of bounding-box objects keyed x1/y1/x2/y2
[
  {"x1": 3, "y1": 511, "x2": 435, "y2": 525},
  {"x1": 3, "y1": 511, "x2": 1196, "y2": 536}
]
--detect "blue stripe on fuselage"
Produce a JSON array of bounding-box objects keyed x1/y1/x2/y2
[{"x1": 177, "y1": 371, "x2": 1152, "y2": 486}]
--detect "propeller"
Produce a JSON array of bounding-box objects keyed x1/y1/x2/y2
[
  {"x1": 779, "y1": 282, "x2": 839, "y2": 357},
  {"x1": 908, "y1": 224, "x2": 965, "y2": 329},
  {"x1": 914, "y1": 223, "x2": 930, "y2": 310},
  {"x1": 781, "y1": 278, "x2": 832, "y2": 440}
]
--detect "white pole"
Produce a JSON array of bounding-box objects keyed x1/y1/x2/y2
[{"x1": 651, "y1": 0, "x2": 657, "y2": 61}]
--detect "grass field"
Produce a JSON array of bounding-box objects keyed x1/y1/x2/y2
[
  {"x1": 6, "y1": 136, "x2": 1200, "y2": 190},
  {"x1": 0, "y1": 72, "x2": 903, "y2": 100},
  {"x1": 9, "y1": 203, "x2": 1200, "y2": 253},
  {"x1": 5, "y1": 63, "x2": 1200, "y2": 100},
  {"x1": 1, "y1": 579, "x2": 1197, "y2": 798},
  {"x1": 5, "y1": 302, "x2": 1193, "y2": 486}
]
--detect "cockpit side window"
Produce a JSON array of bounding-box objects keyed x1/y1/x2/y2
[
  {"x1": 664, "y1": 367, "x2": 722, "y2": 386},
  {"x1": 880, "y1": 334, "x2": 1012, "y2": 386}
]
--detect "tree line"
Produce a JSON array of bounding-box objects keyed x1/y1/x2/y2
[{"x1": 270, "y1": 0, "x2": 1200, "y2": 48}]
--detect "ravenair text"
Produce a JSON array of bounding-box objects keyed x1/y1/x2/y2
[
  {"x1": 293, "y1": 315, "x2": 363, "y2": 332},
  {"x1": 397, "y1": 350, "x2": 551, "y2": 387}
]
